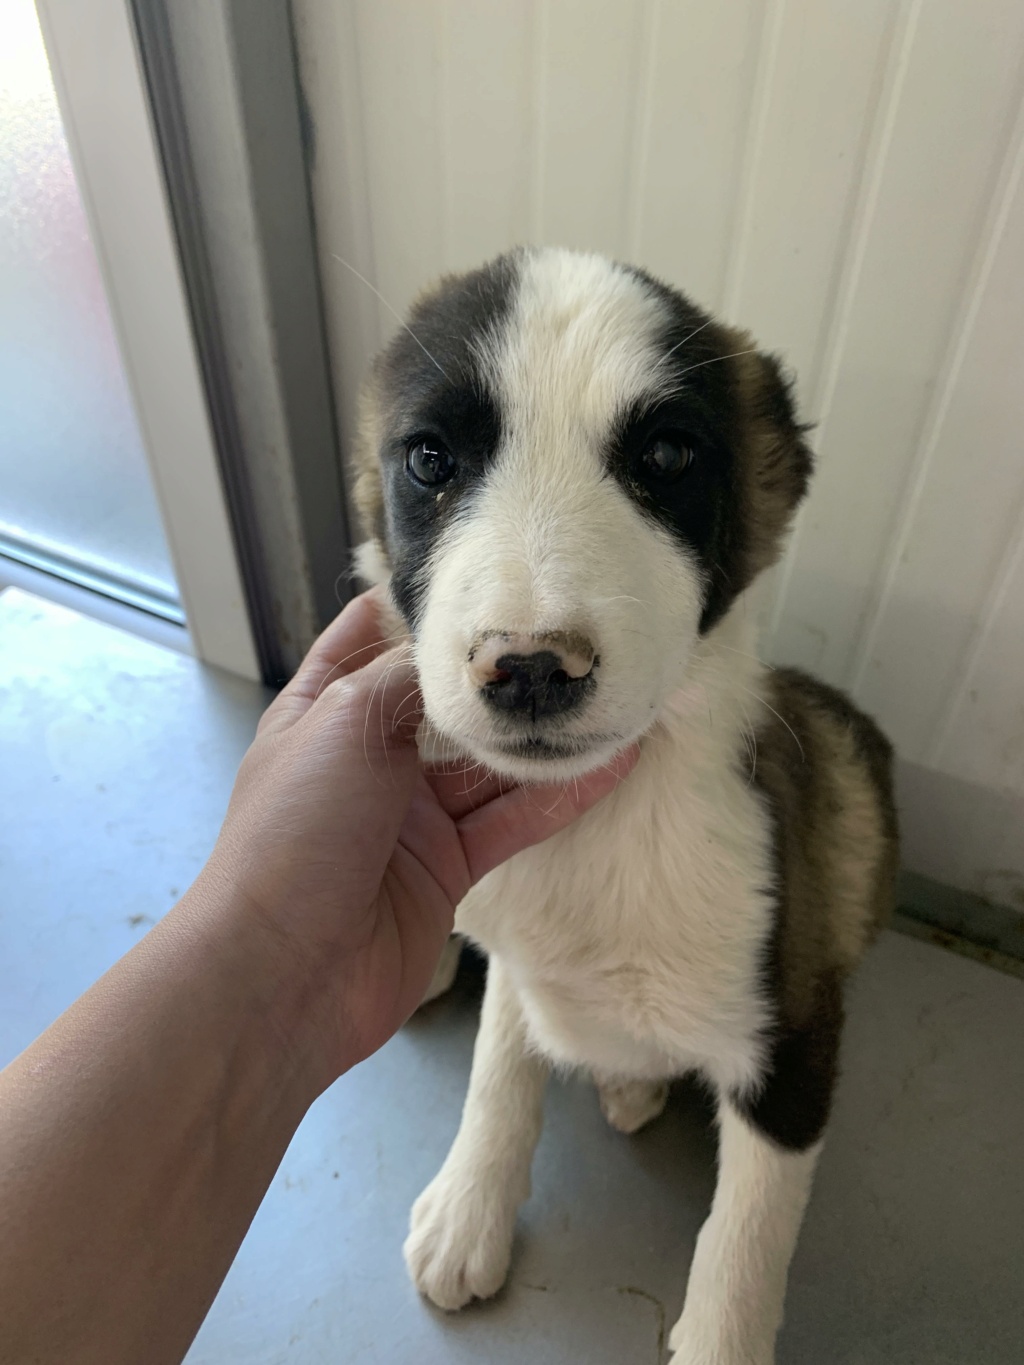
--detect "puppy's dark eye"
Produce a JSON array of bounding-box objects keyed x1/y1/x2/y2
[
  {"x1": 407, "y1": 437, "x2": 457, "y2": 487},
  {"x1": 637, "y1": 433, "x2": 694, "y2": 481}
]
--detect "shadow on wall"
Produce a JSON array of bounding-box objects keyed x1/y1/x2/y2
[{"x1": 896, "y1": 759, "x2": 1024, "y2": 915}]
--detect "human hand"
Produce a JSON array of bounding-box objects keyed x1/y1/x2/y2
[{"x1": 196, "y1": 591, "x2": 637, "y2": 1086}]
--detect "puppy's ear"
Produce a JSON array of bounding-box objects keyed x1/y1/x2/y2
[
  {"x1": 349, "y1": 359, "x2": 390, "y2": 570},
  {"x1": 728, "y1": 334, "x2": 814, "y2": 586}
]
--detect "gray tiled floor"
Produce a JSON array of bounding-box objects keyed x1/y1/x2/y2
[{"x1": 2, "y1": 588, "x2": 1022, "y2": 1364}]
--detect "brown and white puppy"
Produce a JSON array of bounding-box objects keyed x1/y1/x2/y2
[{"x1": 351, "y1": 247, "x2": 898, "y2": 1365}]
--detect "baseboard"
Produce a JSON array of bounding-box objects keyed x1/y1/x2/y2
[
  {"x1": 895, "y1": 870, "x2": 1024, "y2": 979},
  {"x1": 895, "y1": 758, "x2": 1024, "y2": 915}
]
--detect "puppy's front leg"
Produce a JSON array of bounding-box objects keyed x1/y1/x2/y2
[
  {"x1": 669, "y1": 1101, "x2": 820, "y2": 1365},
  {"x1": 404, "y1": 956, "x2": 548, "y2": 1310}
]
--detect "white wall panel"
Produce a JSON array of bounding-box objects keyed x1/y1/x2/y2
[
  {"x1": 857, "y1": 115, "x2": 1024, "y2": 766},
  {"x1": 441, "y1": 0, "x2": 535, "y2": 265},
  {"x1": 294, "y1": 0, "x2": 1024, "y2": 911},
  {"x1": 625, "y1": 0, "x2": 766, "y2": 308},
  {"x1": 723, "y1": 0, "x2": 898, "y2": 404},
  {"x1": 534, "y1": 0, "x2": 649, "y2": 254},
  {"x1": 770, "y1": 0, "x2": 1024, "y2": 686}
]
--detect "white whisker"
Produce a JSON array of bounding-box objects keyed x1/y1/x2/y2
[
  {"x1": 330, "y1": 253, "x2": 450, "y2": 381},
  {"x1": 314, "y1": 630, "x2": 410, "y2": 700},
  {"x1": 676, "y1": 347, "x2": 758, "y2": 379},
  {"x1": 732, "y1": 681, "x2": 804, "y2": 764},
  {"x1": 660, "y1": 315, "x2": 714, "y2": 363}
]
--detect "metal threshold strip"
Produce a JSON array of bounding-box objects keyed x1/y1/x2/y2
[{"x1": 0, "y1": 534, "x2": 185, "y2": 625}]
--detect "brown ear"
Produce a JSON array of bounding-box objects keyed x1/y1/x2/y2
[
  {"x1": 349, "y1": 361, "x2": 390, "y2": 566},
  {"x1": 729, "y1": 334, "x2": 814, "y2": 586}
]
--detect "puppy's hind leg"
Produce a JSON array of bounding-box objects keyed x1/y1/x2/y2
[
  {"x1": 404, "y1": 957, "x2": 548, "y2": 1310},
  {"x1": 669, "y1": 1097, "x2": 824, "y2": 1365},
  {"x1": 668, "y1": 1099, "x2": 820, "y2": 1365},
  {"x1": 596, "y1": 1075, "x2": 669, "y2": 1134},
  {"x1": 669, "y1": 960, "x2": 843, "y2": 1363}
]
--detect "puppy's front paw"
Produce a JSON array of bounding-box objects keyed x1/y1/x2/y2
[
  {"x1": 668, "y1": 1311, "x2": 773, "y2": 1365},
  {"x1": 403, "y1": 1165, "x2": 520, "y2": 1311}
]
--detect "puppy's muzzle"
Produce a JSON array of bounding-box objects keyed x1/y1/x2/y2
[{"x1": 469, "y1": 630, "x2": 597, "y2": 721}]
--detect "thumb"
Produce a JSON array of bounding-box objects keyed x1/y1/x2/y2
[
  {"x1": 281, "y1": 646, "x2": 425, "y2": 895},
  {"x1": 455, "y1": 745, "x2": 640, "y2": 885}
]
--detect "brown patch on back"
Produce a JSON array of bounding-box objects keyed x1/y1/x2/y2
[
  {"x1": 757, "y1": 669, "x2": 897, "y2": 1009},
  {"x1": 733, "y1": 668, "x2": 899, "y2": 1149}
]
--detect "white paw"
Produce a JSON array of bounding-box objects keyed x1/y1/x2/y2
[
  {"x1": 597, "y1": 1077, "x2": 669, "y2": 1134},
  {"x1": 668, "y1": 1312, "x2": 773, "y2": 1365},
  {"x1": 403, "y1": 1165, "x2": 520, "y2": 1311}
]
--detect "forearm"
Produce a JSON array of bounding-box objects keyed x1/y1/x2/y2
[
  {"x1": 0, "y1": 884, "x2": 328, "y2": 1365},
  {"x1": 0, "y1": 591, "x2": 632, "y2": 1365}
]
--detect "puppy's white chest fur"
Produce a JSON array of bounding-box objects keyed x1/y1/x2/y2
[{"x1": 455, "y1": 648, "x2": 776, "y2": 1094}]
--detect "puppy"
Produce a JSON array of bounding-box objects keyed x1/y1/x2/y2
[{"x1": 351, "y1": 247, "x2": 898, "y2": 1364}]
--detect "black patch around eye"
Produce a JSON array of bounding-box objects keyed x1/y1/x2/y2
[
  {"x1": 384, "y1": 385, "x2": 502, "y2": 628},
  {"x1": 607, "y1": 382, "x2": 741, "y2": 635},
  {"x1": 374, "y1": 253, "x2": 521, "y2": 629},
  {"x1": 604, "y1": 266, "x2": 755, "y2": 633},
  {"x1": 616, "y1": 264, "x2": 811, "y2": 632}
]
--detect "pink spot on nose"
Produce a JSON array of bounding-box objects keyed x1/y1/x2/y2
[{"x1": 467, "y1": 630, "x2": 595, "y2": 689}]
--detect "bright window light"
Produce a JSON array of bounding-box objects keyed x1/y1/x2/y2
[{"x1": 0, "y1": 0, "x2": 182, "y2": 619}]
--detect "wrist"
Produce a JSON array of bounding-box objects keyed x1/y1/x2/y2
[{"x1": 173, "y1": 869, "x2": 359, "y2": 1102}]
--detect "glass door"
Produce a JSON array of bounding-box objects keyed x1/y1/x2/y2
[{"x1": 0, "y1": 0, "x2": 181, "y2": 621}]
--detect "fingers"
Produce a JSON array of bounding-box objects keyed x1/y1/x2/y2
[
  {"x1": 260, "y1": 589, "x2": 408, "y2": 734},
  {"x1": 294, "y1": 589, "x2": 401, "y2": 697},
  {"x1": 307, "y1": 643, "x2": 422, "y2": 754},
  {"x1": 455, "y1": 745, "x2": 640, "y2": 885},
  {"x1": 424, "y1": 763, "x2": 508, "y2": 820}
]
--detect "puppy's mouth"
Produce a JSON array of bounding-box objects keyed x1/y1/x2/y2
[
  {"x1": 432, "y1": 724, "x2": 626, "y2": 782},
  {"x1": 491, "y1": 735, "x2": 606, "y2": 761}
]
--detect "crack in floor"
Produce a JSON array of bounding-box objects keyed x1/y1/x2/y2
[{"x1": 617, "y1": 1285, "x2": 667, "y2": 1362}]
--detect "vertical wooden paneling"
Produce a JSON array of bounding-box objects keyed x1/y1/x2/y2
[
  {"x1": 349, "y1": 0, "x2": 446, "y2": 322},
  {"x1": 933, "y1": 516, "x2": 1024, "y2": 792},
  {"x1": 441, "y1": 0, "x2": 534, "y2": 270},
  {"x1": 532, "y1": 0, "x2": 647, "y2": 256},
  {"x1": 854, "y1": 111, "x2": 1024, "y2": 763},
  {"x1": 294, "y1": 0, "x2": 1024, "y2": 903},
  {"x1": 724, "y1": 0, "x2": 897, "y2": 399},
  {"x1": 768, "y1": 0, "x2": 1024, "y2": 686},
  {"x1": 630, "y1": 0, "x2": 767, "y2": 310}
]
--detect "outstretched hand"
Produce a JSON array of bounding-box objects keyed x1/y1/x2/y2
[
  {"x1": 199, "y1": 591, "x2": 637, "y2": 1080},
  {"x1": 0, "y1": 589, "x2": 636, "y2": 1365}
]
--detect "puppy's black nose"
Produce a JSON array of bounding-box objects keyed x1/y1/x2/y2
[
  {"x1": 481, "y1": 649, "x2": 592, "y2": 719},
  {"x1": 469, "y1": 630, "x2": 596, "y2": 721}
]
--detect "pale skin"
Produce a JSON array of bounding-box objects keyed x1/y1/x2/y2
[{"x1": 0, "y1": 590, "x2": 637, "y2": 1365}]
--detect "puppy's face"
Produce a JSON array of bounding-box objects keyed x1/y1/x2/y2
[{"x1": 355, "y1": 248, "x2": 811, "y2": 782}]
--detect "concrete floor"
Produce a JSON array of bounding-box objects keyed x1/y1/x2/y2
[{"x1": 2, "y1": 587, "x2": 1022, "y2": 1364}]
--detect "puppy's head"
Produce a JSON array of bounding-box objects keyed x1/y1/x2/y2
[{"x1": 353, "y1": 247, "x2": 811, "y2": 782}]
